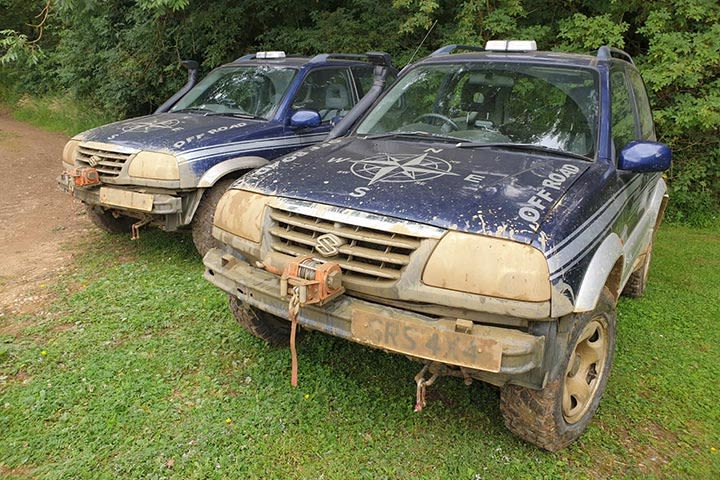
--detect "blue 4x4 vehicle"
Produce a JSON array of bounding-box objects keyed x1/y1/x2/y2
[
  {"x1": 58, "y1": 51, "x2": 394, "y2": 254},
  {"x1": 202, "y1": 41, "x2": 671, "y2": 450}
]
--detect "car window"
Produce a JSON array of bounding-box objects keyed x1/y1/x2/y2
[
  {"x1": 351, "y1": 65, "x2": 374, "y2": 97},
  {"x1": 628, "y1": 69, "x2": 655, "y2": 141},
  {"x1": 356, "y1": 63, "x2": 598, "y2": 158},
  {"x1": 610, "y1": 68, "x2": 637, "y2": 151},
  {"x1": 171, "y1": 66, "x2": 297, "y2": 119},
  {"x1": 291, "y1": 68, "x2": 354, "y2": 123}
]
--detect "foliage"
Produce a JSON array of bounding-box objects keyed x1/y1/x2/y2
[
  {"x1": 1, "y1": 225, "x2": 719, "y2": 478},
  {"x1": 0, "y1": 0, "x2": 718, "y2": 222}
]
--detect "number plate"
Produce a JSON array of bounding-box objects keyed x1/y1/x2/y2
[
  {"x1": 351, "y1": 309, "x2": 502, "y2": 372},
  {"x1": 99, "y1": 187, "x2": 153, "y2": 212}
]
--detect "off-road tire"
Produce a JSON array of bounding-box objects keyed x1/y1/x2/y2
[
  {"x1": 192, "y1": 178, "x2": 236, "y2": 257},
  {"x1": 622, "y1": 242, "x2": 653, "y2": 298},
  {"x1": 85, "y1": 205, "x2": 134, "y2": 234},
  {"x1": 228, "y1": 295, "x2": 300, "y2": 347},
  {"x1": 500, "y1": 288, "x2": 616, "y2": 451}
]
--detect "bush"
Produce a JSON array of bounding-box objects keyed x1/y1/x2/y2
[{"x1": 1, "y1": 0, "x2": 718, "y2": 223}]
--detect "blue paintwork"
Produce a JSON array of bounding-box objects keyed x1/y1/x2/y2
[
  {"x1": 240, "y1": 137, "x2": 591, "y2": 244},
  {"x1": 233, "y1": 46, "x2": 672, "y2": 312},
  {"x1": 73, "y1": 55, "x2": 385, "y2": 184},
  {"x1": 619, "y1": 141, "x2": 672, "y2": 172}
]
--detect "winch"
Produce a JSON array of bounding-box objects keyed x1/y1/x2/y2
[
  {"x1": 276, "y1": 256, "x2": 344, "y2": 387},
  {"x1": 280, "y1": 256, "x2": 345, "y2": 306},
  {"x1": 69, "y1": 167, "x2": 100, "y2": 188}
]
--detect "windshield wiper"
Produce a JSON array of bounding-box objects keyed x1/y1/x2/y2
[
  {"x1": 364, "y1": 131, "x2": 467, "y2": 143},
  {"x1": 172, "y1": 107, "x2": 213, "y2": 114},
  {"x1": 206, "y1": 112, "x2": 265, "y2": 120},
  {"x1": 456, "y1": 142, "x2": 592, "y2": 161}
]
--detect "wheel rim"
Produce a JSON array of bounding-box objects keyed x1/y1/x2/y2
[{"x1": 563, "y1": 317, "x2": 609, "y2": 424}]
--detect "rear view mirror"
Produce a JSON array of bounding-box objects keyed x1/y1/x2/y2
[
  {"x1": 290, "y1": 109, "x2": 321, "y2": 129},
  {"x1": 618, "y1": 141, "x2": 671, "y2": 172}
]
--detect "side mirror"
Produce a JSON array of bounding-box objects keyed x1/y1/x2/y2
[
  {"x1": 618, "y1": 141, "x2": 672, "y2": 173},
  {"x1": 290, "y1": 109, "x2": 321, "y2": 129}
]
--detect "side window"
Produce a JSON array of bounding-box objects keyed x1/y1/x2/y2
[
  {"x1": 610, "y1": 68, "x2": 637, "y2": 152},
  {"x1": 628, "y1": 69, "x2": 656, "y2": 140},
  {"x1": 351, "y1": 65, "x2": 375, "y2": 97},
  {"x1": 291, "y1": 68, "x2": 354, "y2": 123}
]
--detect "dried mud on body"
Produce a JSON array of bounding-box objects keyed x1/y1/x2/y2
[{"x1": 0, "y1": 114, "x2": 94, "y2": 317}]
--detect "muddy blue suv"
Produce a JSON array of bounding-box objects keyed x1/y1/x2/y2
[
  {"x1": 202, "y1": 41, "x2": 671, "y2": 450},
  {"x1": 58, "y1": 51, "x2": 394, "y2": 254}
]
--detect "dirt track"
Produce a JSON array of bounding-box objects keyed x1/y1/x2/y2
[{"x1": 0, "y1": 114, "x2": 95, "y2": 315}]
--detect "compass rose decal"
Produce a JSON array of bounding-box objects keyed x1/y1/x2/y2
[
  {"x1": 350, "y1": 152, "x2": 458, "y2": 185},
  {"x1": 121, "y1": 119, "x2": 182, "y2": 133}
]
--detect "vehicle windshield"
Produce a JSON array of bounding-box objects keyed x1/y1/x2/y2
[
  {"x1": 356, "y1": 62, "x2": 599, "y2": 158},
  {"x1": 170, "y1": 65, "x2": 297, "y2": 120}
]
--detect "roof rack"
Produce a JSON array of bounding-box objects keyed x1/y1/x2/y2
[
  {"x1": 234, "y1": 51, "x2": 287, "y2": 62},
  {"x1": 596, "y1": 46, "x2": 634, "y2": 65},
  {"x1": 430, "y1": 45, "x2": 485, "y2": 56},
  {"x1": 308, "y1": 52, "x2": 393, "y2": 68}
]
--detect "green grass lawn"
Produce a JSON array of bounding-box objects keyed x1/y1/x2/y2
[{"x1": 1, "y1": 224, "x2": 719, "y2": 479}]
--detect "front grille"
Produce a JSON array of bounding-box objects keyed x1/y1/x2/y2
[
  {"x1": 76, "y1": 145, "x2": 132, "y2": 179},
  {"x1": 269, "y1": 207, "x2": 423, "y2": 283}
]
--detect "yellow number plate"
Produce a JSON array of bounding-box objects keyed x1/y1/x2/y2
[
  {"x1": 99, "y1": 187, "x2": 153, "y2": 212},
  {"x1": 351, "y1": 309, "x2": 502, "y2": 373}
]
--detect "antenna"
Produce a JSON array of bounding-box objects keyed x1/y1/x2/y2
[{"x1": 406, "y1": 19, "x2": 438, "y2": 66}]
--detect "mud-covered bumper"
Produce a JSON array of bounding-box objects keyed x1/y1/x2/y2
[
  {"x1": 58, "y1": 173, "x2": 185, "y2": 227},
  {"x1": 203, "y1": 247, "x2": 548, "y2": 387}
]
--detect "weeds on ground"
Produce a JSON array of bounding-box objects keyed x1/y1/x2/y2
[
  {"x1": 0, "y1": 82, "x2": 114, "y2": 136},
  {"x1": 1, "y1": 226, "x2": 719, "y2": 479}
]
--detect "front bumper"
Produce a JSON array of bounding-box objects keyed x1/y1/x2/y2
[
  {"x1": 204, "y1": 247, "x2": 548, "y2": 388},
  {"x1": 58, "y1": 173, "x2": 186, "y2": 229}
]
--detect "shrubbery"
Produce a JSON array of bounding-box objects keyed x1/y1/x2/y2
[{"x1": 1, "y1": 0, "x2": 718, "y2": 224}]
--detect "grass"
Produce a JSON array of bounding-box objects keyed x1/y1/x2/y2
[
  {"x1": 0, "y1": 80, "x2": 115, "y2": 136},
  {"x1": 1, "y1": 225, "x2": 718, "y2": 479}
]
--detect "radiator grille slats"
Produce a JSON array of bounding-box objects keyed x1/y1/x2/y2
[
  {"x1": 76, "y1": 145, "x2": 132, "y2": 178},
  {"x1": 269, "y1": 207, "x2": 423, "y2": 283}
]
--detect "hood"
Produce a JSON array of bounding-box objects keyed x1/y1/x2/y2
[
  {"x1": 238, "y1": 137, "x2": 592, "y2": 244},
  {"x1": 77, "y1": 112, "x2": 272, "y2": 157}
]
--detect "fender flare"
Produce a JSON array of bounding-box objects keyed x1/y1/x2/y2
[
  {"x1": 573, "y1": 233, "x2": 623, "y2": 312},
  {"x1": 197, "y1": 156, "x2": 268, "y2": 188}
]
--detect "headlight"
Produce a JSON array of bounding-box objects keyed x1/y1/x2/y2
[
  {"x1": 128, "y1": 151, "x2": 180, "y2": 180},
  {"x1": 213, "y1": 189, "x2": 269, "y2": 243},
  {"x1": 423, "y1": 231, "x2": 551, "y2": 302},
  {"x1": 62, "y1": 139, "x2": 80, "y2": 168}
]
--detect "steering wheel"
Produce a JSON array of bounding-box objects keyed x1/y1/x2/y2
[{"x1": 413, "y1": 113, "x2": 460, "y2": 132}]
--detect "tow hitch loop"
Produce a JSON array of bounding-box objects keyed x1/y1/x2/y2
[
  {"x1": 414, "y1": 364, "x2": 439, "y2": 412},
  {"x1": 131, "y1": 219, "x2": 150, "y2": 240}
]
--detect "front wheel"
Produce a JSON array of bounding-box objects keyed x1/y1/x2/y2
[
  {"x1": 228, "y1": 295, "x2": 300, "y2": 347},
  {"x1": 191, "y1": 178, "x2": 236, "y2": 257},
  {"x1": 85, "y1": 205, "x2": 134, "y2": 234},
  {"x1": 500, "y1": 288, "x2": 616, "y2": 451}
]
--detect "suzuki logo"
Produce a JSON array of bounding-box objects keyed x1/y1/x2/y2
[
  {"x1": 88, "y1": 155, "x2": 101, "y2": 167},
  {"x1": 315, "y1": 233, "x2": 345, "y2": 257}
]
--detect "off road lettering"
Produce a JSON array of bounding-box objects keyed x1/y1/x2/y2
[{"x1": 519, "y1": 164, "x2": 580, "y2": 224}]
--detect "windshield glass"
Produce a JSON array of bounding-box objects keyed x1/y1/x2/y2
[
  {"x1": 356, "y1": 62, "x2": 598, "y2": 158},
  {"x1": 170, "y1": 65, "x2": 297, "y2": 119}
]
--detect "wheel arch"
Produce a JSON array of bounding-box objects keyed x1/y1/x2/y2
[
  {"x1": 573, "y1": 233, "x2": 624, "y2": 312},
  {"x1": 197, "y1": 156, "x2": 268, "y2": 188}
]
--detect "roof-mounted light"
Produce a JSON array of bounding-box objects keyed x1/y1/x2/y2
[
  {"x1": 484, "y1": 40, "x2": 537, "y2": 52},
  {"x1": 256, "y1": 51, "x2": 286, "y2": 59}
]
